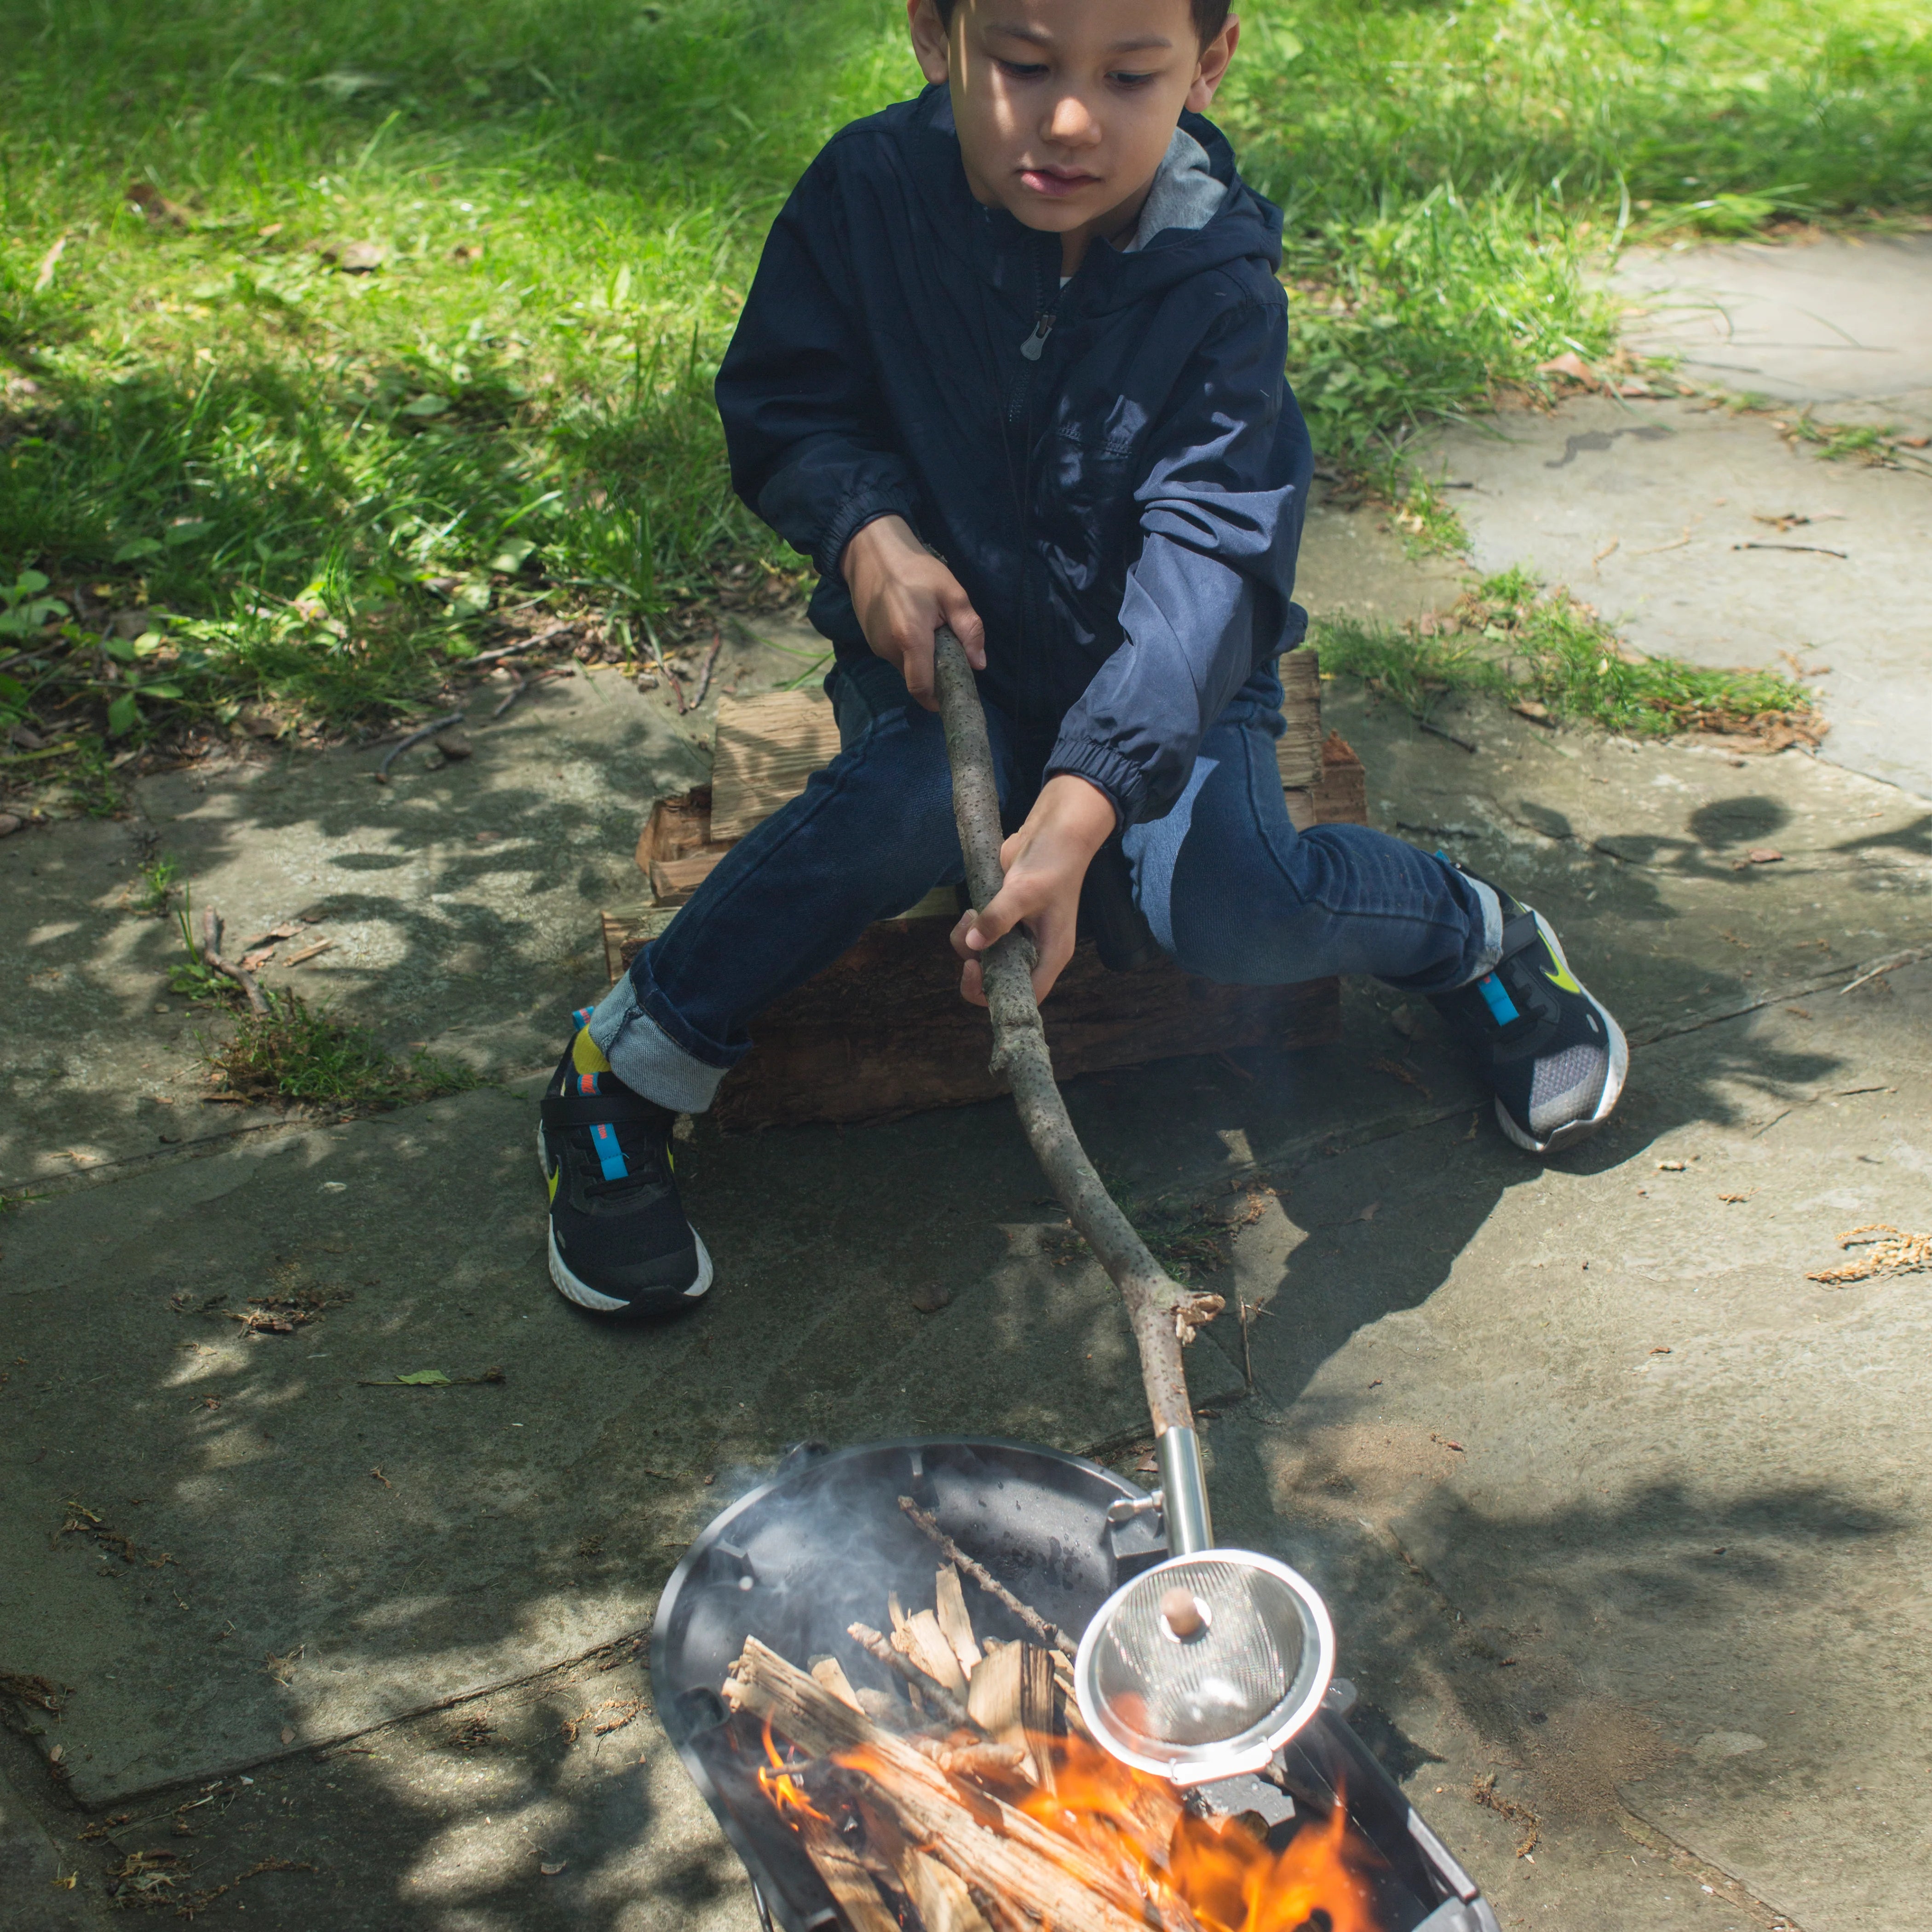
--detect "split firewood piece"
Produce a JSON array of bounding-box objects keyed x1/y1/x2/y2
[
  {"x1": 896, "y1": 1609, "x2": 970, "y2": 1700},
  {"x1": 810, "y1": 1656, "x2": 865, "y2": 1713},
  {"x1": 793, "y1": 1808, "x2": 901, "y2": 1932},
  {"x1": 935, "y1": 1564, "x2": 983, "y2": 1677},
  {"x1": 1019, "y1": 1644, "x2": 1061, "y2": 1798},
  {"x1": 899, "y1": 1497, "x2": 1078, "y2": 1660},
  {"x1": 849, "y1": 1623, "x2": 968, "y2": 1727},
  {"x1": 724, "y1": 1638, "x2": 1151, "y2": 1932},
  {"x1": 909, "y1": 1731, "x2": 1031, "y2": 1780},
  {"x1": 965, "y1": 1638, "x2": 1029, "y2": 1775},
  {"x1": 857, "y1": 1794, "x2": 996, "y2": 1932}
]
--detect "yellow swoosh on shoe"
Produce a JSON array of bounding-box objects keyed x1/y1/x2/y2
[
  {"x1": 571, "y1": 1026, "x2": 613, "y2": 1075},
  {"x1": 547, "y1": 1162, "x2": 561, "y2": 1203},
  {"x1": 1543, "y1": 957, "x2": 1585, "y2": 995}
]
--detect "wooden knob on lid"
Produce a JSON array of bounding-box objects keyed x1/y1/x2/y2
[{"x1": 1161, "y1": 1587, "x2": 1208, "y2": 1640}]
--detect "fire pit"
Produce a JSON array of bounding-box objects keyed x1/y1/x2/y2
[{"x1": 651, "y1": 1438, "x2": 1499, "y2": 1932}]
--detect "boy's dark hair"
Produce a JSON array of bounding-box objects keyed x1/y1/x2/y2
[{"x1": 930, "y1": 0, "x2": 1233, "y2": 49}]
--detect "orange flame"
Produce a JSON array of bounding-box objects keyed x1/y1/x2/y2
[
  {"x1": 1023, "y1": 1733, "x2": 1384, "y2": 1932},
  {"x1": 789, "y1": 1723, "x2": 1385, "y2": 1931},
  {"x1": 757, "y1": 1714, "x2": 828, "y2": 1823}
]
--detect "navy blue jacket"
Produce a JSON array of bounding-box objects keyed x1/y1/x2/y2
[{"x1": 715, "y1": 85, "x2": 1312, "y2": 826}]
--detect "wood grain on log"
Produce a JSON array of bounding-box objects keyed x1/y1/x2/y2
[
  {"x1": 794, "y1": 1809, "x2": 900, "y2": 1932},
  {"x1": 709, "y1": 690, "x2": 844, "y2": 840},
  {"x1": 935, "y1": 1565, "x2": 983, "y2": 1677}
]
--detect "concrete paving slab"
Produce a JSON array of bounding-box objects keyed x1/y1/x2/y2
[
  {"x1": 0, "y1": 1761, "x2": 102, "y2": 1930},
  {"x1": 0, "y1": 1078, "x2": 1242, "y2": 1807},
  {"x1": 1200, "y1": 965, "x2": 1932, "y2": 1932},
  {"x1": 1610, "y1": 233, "x2": 1932, "y2": 431},
  {"x1": 1425, "y1": 393, "x2": 1932, "y2": 800}
]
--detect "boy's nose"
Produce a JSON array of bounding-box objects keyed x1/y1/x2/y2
[{"x1": 1043, "y1": 91, "x2": 1101, "y2": 147}]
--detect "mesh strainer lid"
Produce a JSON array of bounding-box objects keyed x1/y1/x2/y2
[{"x1": 1074, "y1": 1551, "x2": 1334, "y2": 1784}]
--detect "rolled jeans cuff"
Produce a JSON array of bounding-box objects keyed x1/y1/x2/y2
[
  {"x1": 586, "y1": 975, "x2": 730, "y2": 1115},
  {"x1": 1449, "y1": 877, "x2": 1505, "y2": 988}
]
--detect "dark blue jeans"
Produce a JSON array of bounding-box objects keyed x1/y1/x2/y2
[{"x1": 587, "y1": 656, "x2": 1499, "y2": 1111}]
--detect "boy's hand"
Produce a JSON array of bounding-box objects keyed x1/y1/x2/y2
[
  {"x1": 952, "y1": 774, "x2": 1117, "y2": 1007},
  {"x1": 841, "y1": 514, "x2": 986, "y2": 709}
]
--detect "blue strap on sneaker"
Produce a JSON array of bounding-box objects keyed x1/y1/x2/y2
[{"x1": 589, "y1": 1121, "x2": 628, "y2": 1181}]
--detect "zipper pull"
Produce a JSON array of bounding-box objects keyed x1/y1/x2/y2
[{"x1": 1019, "y1": 310, "x2": 1056, "y2": 362}]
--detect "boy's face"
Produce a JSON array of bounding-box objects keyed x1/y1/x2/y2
[{"x1": 910, "y1": 0, "x2": 1237, "y2": 260}]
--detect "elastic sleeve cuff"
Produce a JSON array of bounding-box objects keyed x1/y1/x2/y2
[
  {"x1": 815, "y1": 485, "x2": 921, "y2": 582},
  {"x1": 1042, "y1": 738, "x2": 1143, "y2": 828}
]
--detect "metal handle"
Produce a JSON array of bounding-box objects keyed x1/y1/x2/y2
[{"x1": 1156, "y1": 1426, "x2": 1213, "y2": 1554}]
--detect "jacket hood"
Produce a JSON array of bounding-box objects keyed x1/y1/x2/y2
[{"x1": 900, "y1": 83, "x2": 1282, "y2": 313}]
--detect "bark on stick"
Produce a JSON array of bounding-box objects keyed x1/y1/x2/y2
[{"x1": 932, "y1": 630, "x2": 1222, "y2": 1440}]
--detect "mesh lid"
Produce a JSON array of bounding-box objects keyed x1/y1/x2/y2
[{"x1": 1075, "y1": 1552, "x2": 1334, "y2": 1784}]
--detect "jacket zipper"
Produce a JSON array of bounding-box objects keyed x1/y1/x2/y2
[{"x1": 1018, "y1": 308, "x2": 1056, "y2": 362}]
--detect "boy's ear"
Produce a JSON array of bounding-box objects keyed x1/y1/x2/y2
[
  {"x1": 1186, "y1": 13, "x2": 1240, "y2": 113},
  {"x1": 908, "y1": 0, "x2": 951, "y2": 85}
]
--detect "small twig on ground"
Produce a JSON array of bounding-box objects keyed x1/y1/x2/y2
[
  {"x1": 375, "y1": 710, "x2": 466, "y2": 782},
  {"x1": 1472, "y1": 1772, "x2": 1541, "y2": 1857},
  {"x1": 198, "y1": 907, "x2": 268, "y2": 1014},
  {"x1": 1840, "y1": 949, "x2": 1927, "y2": 995},
  {"x1": 641, "y1": 618, "x2": 687, "y2": 714},
  {"x1": 897, "y1": 1497, "x2": 1075, "y2": 1659},
  {"x1": 1238, "y1": 1292, "x2": 1255, "y2": 1391},
  {"x1": 690, "y1": 629, "x2": 724, "y2": 708},
  {"x1": 491, "y1": 670, "x2": 528, "y2": 719},
  {"x1": 1731, "y1": 542, "x2": 1848, "y2": 560},
  {"x1": 1418, "y1": 714, "x2": 1478, "y2": 753}
]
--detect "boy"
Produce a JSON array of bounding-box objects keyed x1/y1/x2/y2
[{"x1": 537, "y1": 0, "x2": 1627, "y2": 1316}]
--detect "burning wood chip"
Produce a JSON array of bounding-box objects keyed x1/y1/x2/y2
[{"x1": 1807, "y1": 1223, "x2": 1931, "y2": 1284}]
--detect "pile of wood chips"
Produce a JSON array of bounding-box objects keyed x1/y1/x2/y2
[
  {"x1": 1807, "y1": 1223, "x2": 1932, "y2": 1284},
  {"x1": 724, "y1": 1572, "x2": 1181, "y2": 1932}
]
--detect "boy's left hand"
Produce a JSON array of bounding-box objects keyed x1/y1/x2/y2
[{"x1": 951, "y1": 774, "x2": 1117, "y2": 1007}]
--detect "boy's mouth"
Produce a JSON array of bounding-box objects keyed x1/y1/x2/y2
[{"x1": 1018, "y1": 166, "x2": 1100, "y2": 200}]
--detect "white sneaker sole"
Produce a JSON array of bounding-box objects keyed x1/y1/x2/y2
[
  {"x1": 538, "y1": 1121, "x2": 715, "y2": 1314},
  {"x1": 1494, "y1": 912, "x2": 1629, "y2": 1158}
]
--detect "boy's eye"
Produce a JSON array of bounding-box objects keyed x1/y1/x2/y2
[
  {"x1": 1109, "y1": 69, "x2": 1157, "y2": 87},
  {"x1": 996, "y1": 59, "x2": 1049, "y2": 79}
]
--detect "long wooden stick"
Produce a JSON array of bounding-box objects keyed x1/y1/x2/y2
[{"x1": 932, "y1": 631, "x2": 1222, "y2": 1439}]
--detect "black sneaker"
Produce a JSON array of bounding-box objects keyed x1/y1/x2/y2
[
  {"x1": 1430, "y1": 875, "x2": 1627, "y2": 1156},
  {"x1": 537, "y1": 1017, "x2": 713, "y2": 1315}
]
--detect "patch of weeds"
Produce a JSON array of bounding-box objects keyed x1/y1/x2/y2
[
  {"x1": 203, "y1": 987, "x2": 479, "y2": 1114},
  {"x1": 132, "y1": 851, "x2": 178, "y2": 916},
  {"x1": 0, "y1": 1186, "x2": 42, "y2": 1218},
  {"x1": 1316, "y1": 569, "x2": 1823, "y2": 744},
  {"x1": 166, "y1": 890, "x2": 230, "y2": 1003}
]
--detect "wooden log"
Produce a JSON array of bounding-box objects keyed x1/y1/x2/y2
[
  {"x1": 1312, "y1": 730, "x2": 1368, "y2": 826},
  {"x1": 633, "y1": 786, "x2": 718, "y2": 873},
  {"x1": 794, "y1": 1808, "x2": 901, "y2": 1932},
  {"x1": 897, "y1": 1608, "x2": 971, "y2": 1700},
  {"x1": 811, "y1": 1656, "x2": 866, "y2": 1713},
  {"x1": 964, "y1": 1640, "x2": 1033, "y2": 1782},
  {"x1": 724, "y1": 1638, "x2": 1155, "y2": 1932},
  {"x1": 857, "y1": 1796, "x2": 997, "y2": 1932},
  {"x1": 1274, "y1": 647, "x2": 1323, "y2": 790},
  {"x1": 709, "y1": 689, "x2": 844, "y2": 840},
  {"x1": 1019, "y1": 1645, "x2": 1060, "y2": 1798},
  {"x1": 935, "y1": 1565, "x2": 983, "y2": 1678}
]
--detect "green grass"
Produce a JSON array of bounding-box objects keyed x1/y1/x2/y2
[
  {"x1": 1316, "y1": 568, "x2": 1824, "y2": 740},
  {"x1": 0, "y1": 0, "x2": 1926, "y2": 763},
  {"x1": 202, "y1": 988, "x2": 480, "y2": 1112}
]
